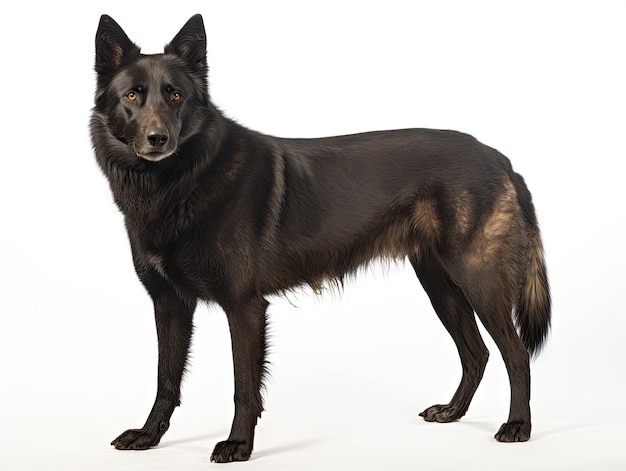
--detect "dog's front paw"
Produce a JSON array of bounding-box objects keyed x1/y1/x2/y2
[
  {"x1": 495, "y1": 420, "x2": 531, "y2": 442},
  {"x1": 419, "y1": 404, "x2": 463, "y2": 423},
  {"x1": 210, "y1": 439, "x2": 251, "y2": 463},
  {"x1": 111, "y1": 422, "x2": 168, "y2": 450}
]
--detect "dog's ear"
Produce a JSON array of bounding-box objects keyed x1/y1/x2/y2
[
  {"x1": 95, "y1": 15, "x2": 140, "y2": 78},
  {"x1": 165, "y1": 14, "x2": 207, "y2": 76}
]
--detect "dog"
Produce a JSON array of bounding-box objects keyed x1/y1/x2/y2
[{"x1": 90, "y1": 14, "x2": 551, "y2": 463}]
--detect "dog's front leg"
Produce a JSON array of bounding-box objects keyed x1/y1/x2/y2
[
  {"x1": 211, "y1": 297, "x2": 269, "y2": 463},
  {"x1": 112, "y1": 289, "x2": 196, "y2": 450}
]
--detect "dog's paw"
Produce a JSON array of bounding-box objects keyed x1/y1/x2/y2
[
  {"x1": 111, "y1": 422, "x2": 168, "y2": 450},
  {"x1": 210, "y1": 439, "x2": 251, "y2": 463},
  {"x1": 494, "y1": 420, "x2": 531, "y2": 442},
  {"x1": 419, "y1": 404, "x2": 462, "y2": 423}
]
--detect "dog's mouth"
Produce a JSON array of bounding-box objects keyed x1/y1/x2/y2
[
  {"x1": 129, "y1": 139, "x2": 177, "y2": 162},
  {"x1": 136, "y1": 149, "x2": 176, "y2": 162}
]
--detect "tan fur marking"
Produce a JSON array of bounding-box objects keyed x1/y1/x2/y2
[
  {"x1": 467, "y1": 180, "x2": 522, "y2": 266},
  {"x1": 455, "y1": 191, "x2": 472, "y2": 235},
  {"x1": 146, "y1": 252, "x2": 167, "y2": 278},
  {"x1": 524, "y1": 238, "x2": 548, "y2": 306},
  {"x1": 371, "y1": 219, "x2": 420, "y2": 260},
  {"x1": 412, "y1": 199, "x2": 440, "y2": 243},
  {"x1": 262, "y1": 151, "x2": 286, "y2": 248},
  {"x1": 483, "y1": 181, "x2": 518, "y2": 242}
]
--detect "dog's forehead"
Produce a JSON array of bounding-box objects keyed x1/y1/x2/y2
[{"x1": 114, "y1": 55, "x2": 190, "y2": 90}]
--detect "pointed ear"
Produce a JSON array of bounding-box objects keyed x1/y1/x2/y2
[
  {"x1": 95, "y1": 15, "x2": 140, "y2": 78},
  {"x1": 164, "y1": 14, "x2": 207, "y2": 75}
]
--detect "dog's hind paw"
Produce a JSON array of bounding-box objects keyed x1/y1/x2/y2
[
  {"x1": 494, "y1": 420, "x2": 531, "y2": 442},
  {"x1": 210, "y1": 439, "x2": 251, "y2": 463},
  {"x1": 419, "y1": 404, "x2": 463, "y2": 423}
]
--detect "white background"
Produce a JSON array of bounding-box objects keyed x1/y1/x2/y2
[{"x1": 1, "y1": 1, "x2": 625, "y2": 470}]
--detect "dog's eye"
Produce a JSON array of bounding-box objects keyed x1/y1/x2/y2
[
  {"x1": 171, "y1": 92, "x2": 182, "y2": 102},
  {"x1": 126, "y1": 91, "x2": 138, "y2": 101}
]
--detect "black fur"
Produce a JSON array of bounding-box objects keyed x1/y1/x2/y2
[{"x1": 91, "y1": 14, "x2": 551, "y2": 463}]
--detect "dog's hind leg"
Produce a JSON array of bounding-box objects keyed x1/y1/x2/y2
[
  {"x1": 450, "y1": 179, "x2": 533, "y2": 442},
  {"x1": 410, "y1": 254, "x2": 489, "y2": 423},
  {"x1": 470, "y1": 289, "x2": 532, "y2": 442},
  {"x1": 211, "y1": 297, "x2": 269, "y2": 463}
]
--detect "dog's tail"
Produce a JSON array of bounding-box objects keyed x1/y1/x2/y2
[{"x1": 511, "y1": 172, "x2": 551, "y2": 357}]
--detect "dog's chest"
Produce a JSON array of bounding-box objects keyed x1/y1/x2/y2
[{"x1": 139, "y1": 241, "x2": 226, "y2": 300}]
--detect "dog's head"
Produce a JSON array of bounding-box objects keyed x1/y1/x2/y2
[{"x1": 93, "y1": 15, "x2": 209, "y2": 162}]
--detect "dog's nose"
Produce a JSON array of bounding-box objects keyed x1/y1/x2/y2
[{"x1": 147, "y1": 130, "x2": 169, "y2": 148}]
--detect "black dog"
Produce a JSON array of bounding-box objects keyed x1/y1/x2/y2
[{"x1": 91, "y1": 14, "x2": 551, "y2": 463}]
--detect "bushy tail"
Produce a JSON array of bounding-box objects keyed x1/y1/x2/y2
[{"x1": 511, "y1": 173, "x2": 551, "y2": 357}]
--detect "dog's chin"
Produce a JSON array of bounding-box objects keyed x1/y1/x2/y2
[{"x1": 136, "y1": 150, "x2": 175, "y2": 162}]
